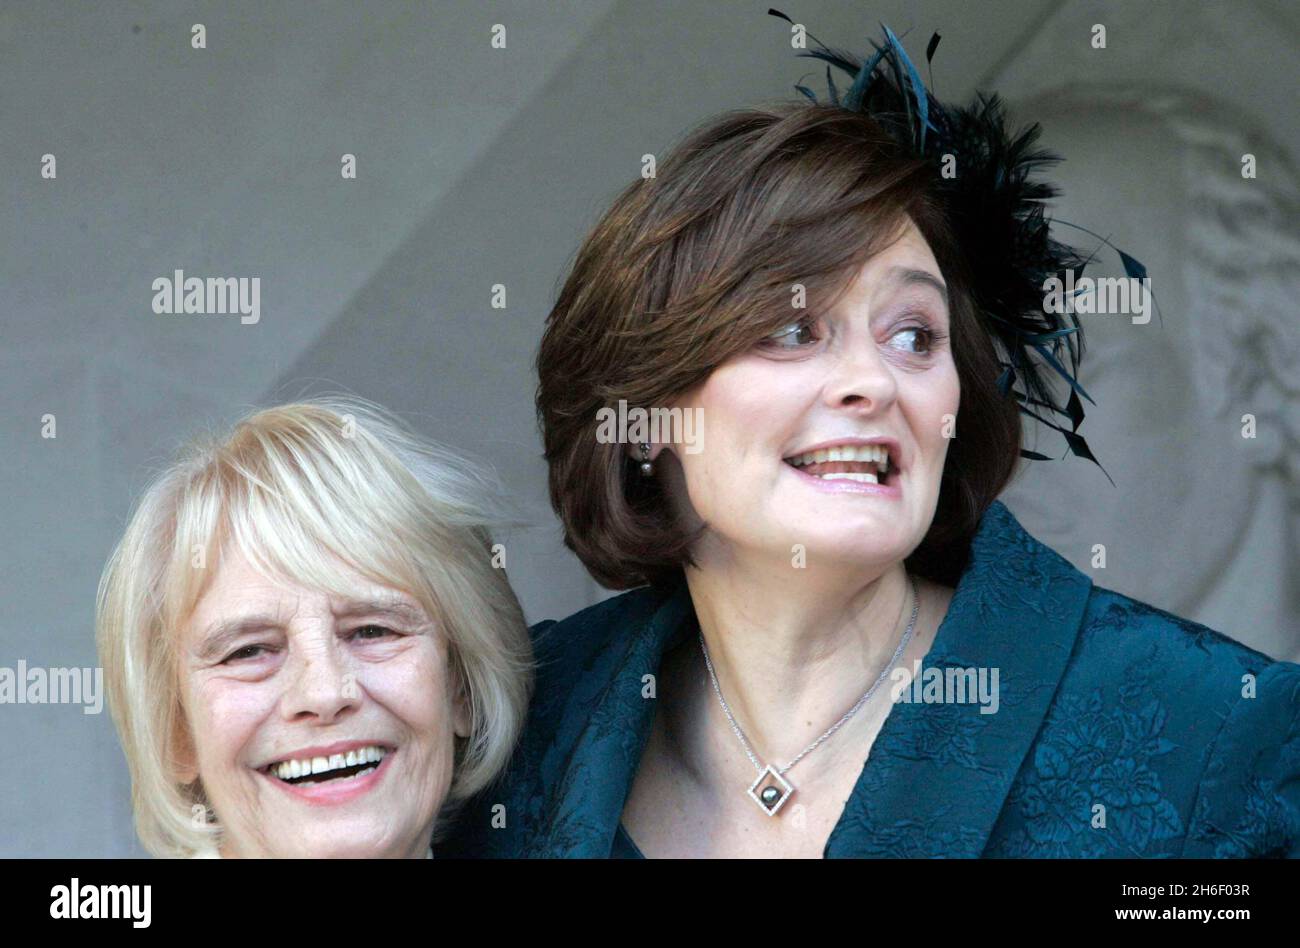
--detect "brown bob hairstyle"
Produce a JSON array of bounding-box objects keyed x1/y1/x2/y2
[{"x1": 536, "y1": 102, "x2": 1022, "y2": 590}]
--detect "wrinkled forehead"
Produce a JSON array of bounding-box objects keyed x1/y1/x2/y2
[{"x1": 182, "y1": 540, "x2": 428, "y2": 651}]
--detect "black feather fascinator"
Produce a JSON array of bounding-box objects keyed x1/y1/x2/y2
[{"x1": 768, "y1": 8, "x2": 1156, "y2": 482}]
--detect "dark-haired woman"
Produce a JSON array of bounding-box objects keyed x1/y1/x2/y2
[{"x1": 442, "y1": 39, "x2": 1300, "y2": 859}]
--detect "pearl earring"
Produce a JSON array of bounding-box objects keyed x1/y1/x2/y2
[{"x1": 638, "y1": 442, "x2": 654, "y2": 476}]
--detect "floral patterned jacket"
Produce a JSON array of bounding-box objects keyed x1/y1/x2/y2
[{"x1": 440, "y1": 501, "x2": 1300, "y2": 858}]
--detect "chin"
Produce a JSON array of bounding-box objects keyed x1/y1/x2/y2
[
  {"x1": 292, "y1": 835, "x2": 396, "y2": 859},
  {"x1": 798, "y1": 534, "x2": 909, "y2": 566}
]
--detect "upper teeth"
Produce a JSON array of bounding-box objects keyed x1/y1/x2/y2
[
  {"x1": 786, "y1": 445, "x2": 890, "y2": 471},
  {"x1": 269, "y1": 745, "x2": 387, "y2": 780}
]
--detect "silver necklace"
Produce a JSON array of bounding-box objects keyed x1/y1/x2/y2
[{"x1": 698, "y1": 573, "x2": 920, "y2": 816}]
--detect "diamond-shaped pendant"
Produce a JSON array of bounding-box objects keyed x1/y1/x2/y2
[{"x1": 747, "y1": 765, "x2": 795, "y2": 816}]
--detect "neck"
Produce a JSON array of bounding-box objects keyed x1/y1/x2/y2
[{"x1": 667, "y1": 553, "x2": 919, "y2": 798}]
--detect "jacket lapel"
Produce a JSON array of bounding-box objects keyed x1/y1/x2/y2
[{"x1": 825, "y1": 500, "x2": 1093, "y2": 856}]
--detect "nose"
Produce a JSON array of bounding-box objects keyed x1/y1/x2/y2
[
  {"x1": 279, "y1": 628, "x2": 360, "y2": 724},
  {"x1": 823, "y1": 330, "x2": 899, "y2": 412}
]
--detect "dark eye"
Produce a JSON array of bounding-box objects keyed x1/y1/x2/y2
[
  {"x1": 350, "y1": 624, "x2": 397, "y2": 642},
  {"x1": 889, "y1": 325, "x2": 935, "y2": 354},
  {"x1": 762, "y1": 318, "x2": 820, "y2": 350},
  {"x1": 222, "y1": 644, "x2": 268, "y2": 664}
]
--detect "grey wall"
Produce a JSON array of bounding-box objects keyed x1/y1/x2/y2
[{"x1": 2, "y1": 0, "x2": 1295, "y2": 856}]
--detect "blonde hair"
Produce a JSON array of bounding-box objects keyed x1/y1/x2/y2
[{"x1": 95, "y1": 396, "x2": 534, "y2": 857}]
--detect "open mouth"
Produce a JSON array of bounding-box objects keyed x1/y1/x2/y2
[
  {"x1": 263, "y1": 744, "x2": 393, "y2": 786},
  {"x1": 783, "y1": 444, "x2": 897, "y2": 486}
]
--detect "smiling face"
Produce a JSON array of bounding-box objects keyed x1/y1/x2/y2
[
  {"x1": 175, "y1": 548, "x2": 468, "y2": 858},
  {"x1": 656, "y1": 218, "x2": 961, "y2": 571}
]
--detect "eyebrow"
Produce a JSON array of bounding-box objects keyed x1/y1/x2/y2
[
  {"x1": 195, "y1": 597, "x2": 429, "y2": 661},
  {"x1": 885, "y1": 266, "x2": 949, "y2": 306}
]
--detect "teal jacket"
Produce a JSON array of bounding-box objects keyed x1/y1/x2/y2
[{"x1": 441, "y1": 501, "x2": 1300, "y2": 857}]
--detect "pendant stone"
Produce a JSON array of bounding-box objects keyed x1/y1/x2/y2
[{"x1": 747, "y1": 765, "x2": 795, "y2": 816}]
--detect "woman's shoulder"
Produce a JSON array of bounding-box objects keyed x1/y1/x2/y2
[
  {"x1": 1076, "y1": 582, "x2": 1285, "y2": 680},
  {"x1": 515, "y1": 583, "x2": 675, "y2": 745},
  {"x1": 437, "y1": 587, "x2": 674, "y2": 858},
  {"x1": 528, "y1": 582, "x2": 677, "y2": 673},
  {"x1": 1023, "y1": 583, "x2": 1300, "y2": 856},
  {"x1": 1065, "y1": 582, "x2": 1298, "y2": 735}
]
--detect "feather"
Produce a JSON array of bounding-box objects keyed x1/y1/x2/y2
[
  {"x1": 926, "y1": 32, "x2": 942, "y2": 63},
  {"x1": 882, "y1": 25, "x2": 931, "y2": 150},
  {"x1": 924, "y1": 32, "x2": 940, "y2": 94}
]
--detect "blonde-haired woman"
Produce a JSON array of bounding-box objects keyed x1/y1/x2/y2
[{"x1": 95, "y1": 397, "x2": 533, "y2": 858}]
